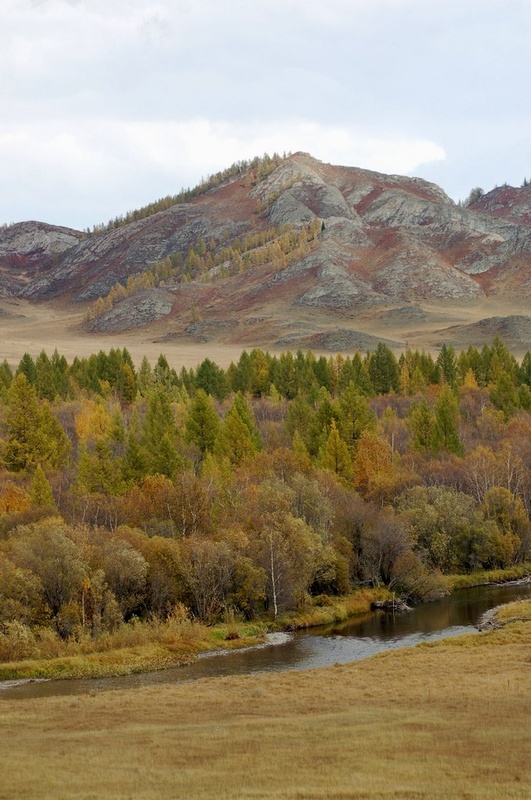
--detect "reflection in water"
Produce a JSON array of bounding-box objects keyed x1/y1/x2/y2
[{"x1": 1, "y1": 581, "x2": 530, "y2": 701}]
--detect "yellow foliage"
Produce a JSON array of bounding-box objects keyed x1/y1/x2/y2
[
  {"x1": 74, "y1": 400, "x2": 113, "y2": 444},
  {"x1": 0, "y1": 480, "x2": 31, "y2": 514}
]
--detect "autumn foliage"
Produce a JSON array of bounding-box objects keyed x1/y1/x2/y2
[{"x1": 0, "y1": 338, "x2": 530, "y2": 655}]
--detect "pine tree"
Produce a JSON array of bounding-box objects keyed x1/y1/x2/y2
[
  {"x1": 409, "y1": 399, "x2": 436, "y2": 452},
  {"x1": 17, "y1": 352, "x2": 37, "y2": 385},
  {"x1": 368, "y1": 343, "x2": 399, "y2": 394},
  {"x1": 76, "y1": 440, "x2": 124, "y2": 495},
  {"x1": 320, "y1": 420, "x2": 352, "y2": 481},
  {"x1": 3, "y1": 374, "x2": 69, "y2": 471},
  {"x1": 117, "y1": 363, "x2": 137, "y2": 405},
  {"x1": 30, "y1": 464, "x2": 56, "y2": 509},
  {"x1": 137, "y1": 356, "x2": 154, "y2": 395},
  {"x1": 434, "y1": 386, "x2": 463, "y2": 455},
  {"x1": 337, "y1": 382, "x2": 376, "y2": 453},
  {"x1": 216, "y1": 400, "x2": 259, "y2": 466},
  {"x1": 0, "y1": 359, "x2": 13, "y2": 400},
  {"x1": 307, "y1": 389, "x2": 338, "y2": 457},
  {"x1": 185, "y1": 389, "x2": 221, "y2": 455},
  {"x1": 195, "y1": 358, "x2": 228, "y2": 399},
  {"x1": 35, "y1": 350, "x2": 56, "y2": 400},
  {"x1": 436, "y1": 343, "x2": 458, "y2": 387},
  {"x1": 490, "y1": 371, "x2": 520, "y2": 420},
  {"x1": 143, "y1": 390, "x2": 181, "y2": 478},
  {"x1": 122, "y1": 432, "x2": 150, "y2": 485},
  {"x1": 232, "y1": 393, "x2": 262, "y2": 449}
]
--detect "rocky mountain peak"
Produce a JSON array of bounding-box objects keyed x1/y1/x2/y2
[{"x1": 1, "y1": 154, "x2": 530, "y2": 352}]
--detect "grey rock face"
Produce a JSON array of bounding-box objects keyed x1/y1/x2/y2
[
  {"x1": 3, "y1": 152, "x2": 531, "y2": 338},
  {"x1": 0, "y1": 221, "x2": 81, "y2": 262},
  {"x1": 87, "y1": 289, "x2": 174, "y2": 333}
]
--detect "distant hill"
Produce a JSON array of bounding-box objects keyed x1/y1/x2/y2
[{"x1": 1, "y1": 152, "x2": 530, "y2": 352}]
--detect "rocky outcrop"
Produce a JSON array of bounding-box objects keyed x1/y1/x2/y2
[
  {"x1": 0, "y1": 221, "x2": 82, "y2": 295},
  {"x1": 2, "y1": 152, "x2": 531, "y2": 347},
  {"x1": 469, "y1": 184, "x2": 531, "y2": 226},
  {"x1": 0, "y1": 221, "x2": 81, "y2": 268},
  {"x1": 87, "y1": 288, "x2": 175, "y2": 333},
  {"x1": 434, "y1": 315, "x2": 531, "y2": 351}
]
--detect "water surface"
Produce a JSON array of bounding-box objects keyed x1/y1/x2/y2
[{"x1": 1, "y1": 580, "x2": 529, "y2": 700}]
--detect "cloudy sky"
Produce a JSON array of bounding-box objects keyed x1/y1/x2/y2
[{"x1": 2, "y1": 0, "x2": 530, "y2": 230}]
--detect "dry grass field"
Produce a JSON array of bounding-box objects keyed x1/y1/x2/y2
[
  {"x1": 1, "y1": 295, "x2": 530, "y2": 373},
  {"x1": 1, "y1": 614, "x2": 530, "y2": 800},
  {"x1": 0, "y1": 299, "x2": 247, "y2": 369}
]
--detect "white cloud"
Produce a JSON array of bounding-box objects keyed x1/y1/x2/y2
[
  {"x1": 1, "y1": 0, "x2": 529, "y2": 227},
  {"x1": 0, "y1": 116, "x2": 445, "y2": 227}
]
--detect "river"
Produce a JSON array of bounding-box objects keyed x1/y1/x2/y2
[{"x1": 1, "y1": 580, "x2": 530, "y2": 701}]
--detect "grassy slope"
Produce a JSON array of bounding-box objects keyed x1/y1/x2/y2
[{"x1": 1, "y1": 606, "x2": 529, "y2": 800}]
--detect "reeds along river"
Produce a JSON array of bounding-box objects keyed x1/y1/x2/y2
[{"x1": 1, "y1": 581, "x2": 530, "y2": 701}]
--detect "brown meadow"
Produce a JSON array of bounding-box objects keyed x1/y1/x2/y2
[{"x1": 1, "y1": 612, "x2": 530, "y2": 800}]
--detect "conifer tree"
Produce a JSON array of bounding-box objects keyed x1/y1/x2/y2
[
  {"x1": 3, "y1": 374, "x2": 70, "y2": 471},
  {"x1": 185, "y1": 389, "x2": 220, "y2": 455},
  {"x1": 368, "y1": 343, "x2": 399, "y2": 394},
  {"x1": 490, "y1": 371, "x2": 520, "y2": 420},
  {"x1": 409, "y1": 399, "x2": 436, "y2": 452},
  {"x1": 117, "y1": 363, "x2": 137, "y2": 405},
  {"x1": 137, "y1": 356, "x2": 154, "y2": 395},
  {"x1": 216, "y1": 399, "x2": 259, "y2": 466},
  {"x1": 346, "y1": 352, "x2": 374, "y2": 395},
  {"x1": 232, "y1": 392, "x2": 262, "y2": 449},
  {"x1": 195, "y1": 358, "x2": 228, "y2": 399},
  {"x1": 35, "y1": 350, "x2": 56, "y2": 400},
  {"x1": 518, "y1": 351, "x2": 531, "y2": 386},
  {"x1": 249, "y1": 349, "x2": 271, "y2": 397},
  {"x1": 50, "y1": 349, "x2": 70, "y2": 399},
  {"x1": 122, "y1": 432, "x2": 150, "y2": 485},
  {"x1": 337, "y1": 382, "x2": 376, "y2": 453},
  {"x1": 434, "y1": 386, "x2": 463, "y2": 455},
  {"x1": 320, "y1": 420, "x2": 352, "y2": 481},
  {"x1": 231, "y1": 351, "x2": 253, "y2": 393},
  {"x1": 272, "y1": 351, "x2": 297, "y2": 399},
  {"x1": 488, "y1": 336, "x2": 518, "y2": 382},
  {"x1": 143, "y1": 390, "x2": 181, "y2": 478},
  {"x1": 0, "y1": 359, "x2": 13, "y2": 400},
  {"x1": 436, "y1": 343, "x2": 458, "y2": 387},
  {"x1": 284, "y1": 393, "x2": 312, "y2": 444},
  {"x1": 30, "y1": 464, "x2": 56, "y2": 509},
  {"x1": 307, "y1": 389, "x2": 338, "y2": 456},
  {"x1": 76, "y1": 439, "x2": 125, "y2": 495},
  {"x1": 17, "y1": 352, "x2": 37, "y2": 385}
]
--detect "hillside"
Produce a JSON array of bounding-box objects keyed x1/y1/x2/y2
[{"x1": 1, "y1": 152, "x2": 531, "y2": 355}]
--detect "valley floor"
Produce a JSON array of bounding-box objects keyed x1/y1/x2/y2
[
  {"x1": 1, "y1": 295, "x2": 531, "y2": 369},
  {"x1": 1, "y1": 603, "x2": 530, "y2": 800}
]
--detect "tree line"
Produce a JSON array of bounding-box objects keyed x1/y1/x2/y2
[
  {"x1": 0, "y1": 338, "x2": 530, "y2": 657},
  {"x1": 88, "y1": 153, "x2": 288, "y2": 235}
]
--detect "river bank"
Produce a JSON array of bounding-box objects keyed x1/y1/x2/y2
[
  {"x1": 0, "y1": 587, "x2": 389, "y2": 682},
  {"x1": 1, "y1": 566, "x2": 529, "y2": 683},
  {"x1": 1, "y1": 601, "x2": 529, "y2": 800},
  {"x1": 446, "y1": 562, "x2": 531, "y2": 590}
]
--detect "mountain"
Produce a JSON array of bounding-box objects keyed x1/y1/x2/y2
[{"x1": 1, "y1": 152, "x2": 531, "y2": 353}]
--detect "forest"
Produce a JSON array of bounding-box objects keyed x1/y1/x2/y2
[{"x1": 0, "y1": 337, "x2": 530, "y2": 664}]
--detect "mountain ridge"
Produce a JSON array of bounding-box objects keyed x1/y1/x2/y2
[{"x1": 1, "y1": 152, "x2": 530, "y2": 353}]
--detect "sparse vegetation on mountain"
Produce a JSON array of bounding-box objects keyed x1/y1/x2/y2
[
  {"x1": 3, "y1": 152, "x2": 531, "y2": 352},
  {"x1": 463, "y1": 186, "x2": 485, "y2": 207},
  {"x1": 87, "y1": 220, "x2": 322, "y2": 322},
  {"x1": 90, "y1": 153, "x2": 288, "y2": 234}
]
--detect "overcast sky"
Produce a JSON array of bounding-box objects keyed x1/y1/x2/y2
[{"x1": 2, "y1": 0, "x2": 530, "y2": 230}]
